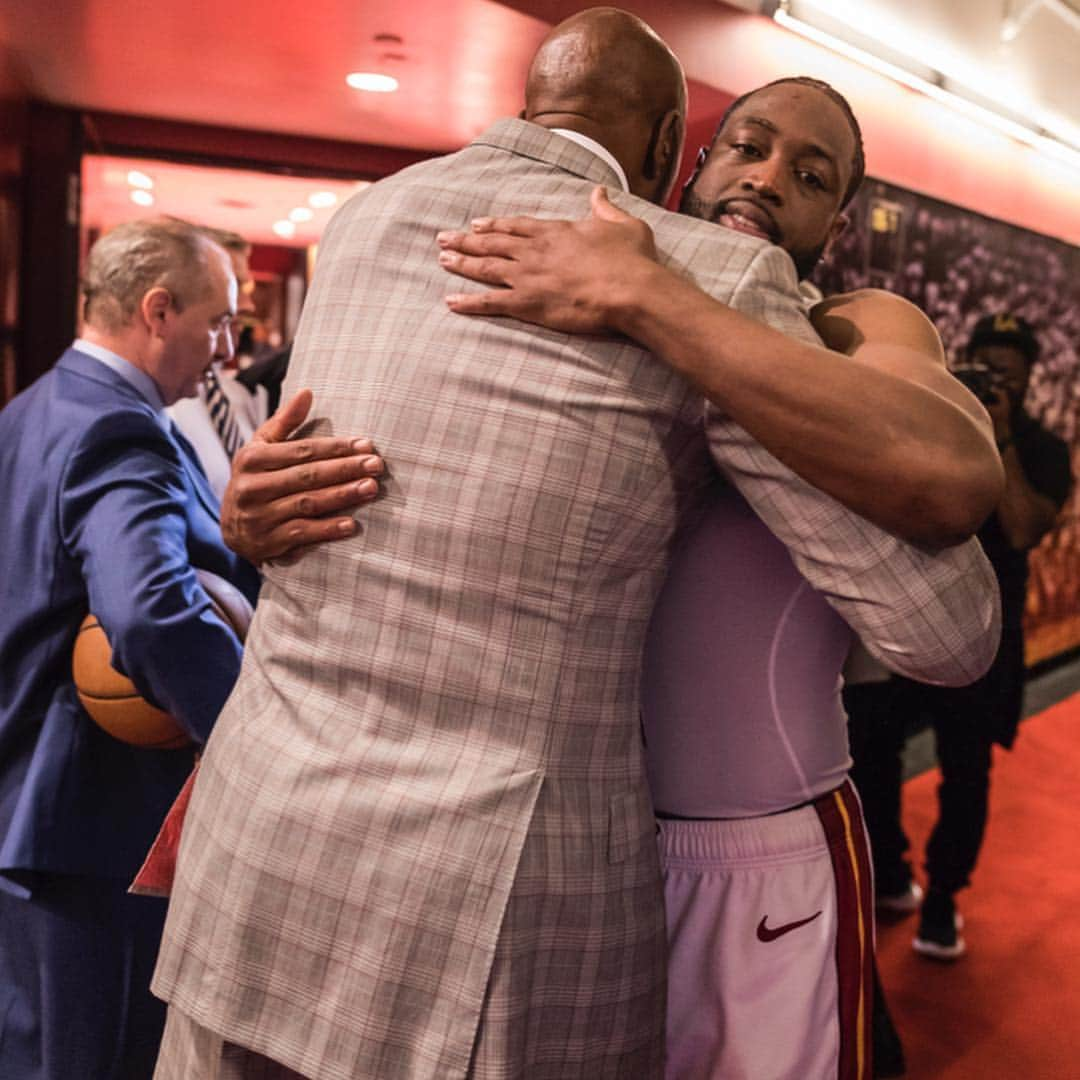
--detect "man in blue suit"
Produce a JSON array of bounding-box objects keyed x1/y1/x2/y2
[{"x1": 0, "y1": 218, "x2": 261, "y2": 1078}]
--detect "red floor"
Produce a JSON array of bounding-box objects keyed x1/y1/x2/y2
[{"x1": 875, "y1": 693, "x2": 1080, "y2": 1078}]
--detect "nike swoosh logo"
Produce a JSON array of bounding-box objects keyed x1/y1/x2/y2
[{"x1": 757, "y1": 911, "x2": 823, "y2": 942}]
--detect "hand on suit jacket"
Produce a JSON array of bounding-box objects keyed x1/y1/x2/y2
[
  {"x1": 221, "y1": 388, "x2": 384, "y2": 565},
  {"x1": 439, "y1": 185, "x2": 656, "y2": 333},
  {"x1": 437, "y1": 186, "x2": 1002, "y2": 550}
]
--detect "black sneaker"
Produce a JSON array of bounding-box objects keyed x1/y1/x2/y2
[
  {"x1": 912, "y1": 889, "x2": 966, "y2": 961},
  {"x1": 876, "y1": 880, "x2": 923, "y2": 915}
]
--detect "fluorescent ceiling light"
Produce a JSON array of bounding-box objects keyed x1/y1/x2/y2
[
  {"x1": 345, "y1": 72, "x2": 399, "y2": 93},
  {"x1": 288, "y1": 207, "x2": 314, "y2": 223},
  {"x1": 129, "y1": 189, "x2": 154, "y2": 207},
  {"x1": 774, "y1": 0, "x2": 1080, "y2": 169},
  {"x1": 272, "y1": 219, "x2": 297, "y2": 239},
  {"x1": 774, "y1": 7, "x2": 935, "y2": 93},
  {"x1": 308, "y1": 191, "x2": 338, "y2": 209}
]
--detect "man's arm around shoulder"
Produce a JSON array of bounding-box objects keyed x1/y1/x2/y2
[
  {"x1": 438, "y1": 188, "x2": 1003, "y2": 547},
  {"x1": 704, "y1": 272, "x2": 1001, "y2": 686}
]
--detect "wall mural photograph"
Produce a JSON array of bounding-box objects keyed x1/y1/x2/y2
[{"x1": 812, "y1": 179, "x2": 1080, "y2": 666}]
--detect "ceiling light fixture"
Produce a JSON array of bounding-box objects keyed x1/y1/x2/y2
[
  {"x1": 272, "y1": 219, "x2": 297, "y2": 239},
  {"x1": 127, "y1": 169, "x2": 154, "y2": 190},
  {"x1": 345, "y1": 72, "x2": 399, "y2": 93},
  {"x1": 129, "y1": 189, "x2": 155, "y2": 207},
  {"x1": 772, "y1": 0, "x2": 1080, "y2": 170},
  {"x1": 288, "y1": 207, "x2": 314, "y2": 223}
]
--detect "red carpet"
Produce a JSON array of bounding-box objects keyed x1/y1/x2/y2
[{"x1": 875, "y1": 692, "x2": 1080, "y2": 1078}]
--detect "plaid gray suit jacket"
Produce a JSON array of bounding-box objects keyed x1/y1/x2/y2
[{"x1": 153, "y1": 120, "x2": 998, "y2": 1079}]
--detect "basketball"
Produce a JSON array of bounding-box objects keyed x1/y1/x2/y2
[{"x1": 72, "y1": 569, "x2": 254, "y2": 750}]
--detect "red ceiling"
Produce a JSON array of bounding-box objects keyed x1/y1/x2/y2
[
  {"x1": 2, "y1": 0, "x2": 1078, "y2": 242},
  {"x1": 1, "y1": 0, "x2": 549, "y2": 151},
  {"x1": 0, "y1": 0, "x2": 746, "y2": 152}
]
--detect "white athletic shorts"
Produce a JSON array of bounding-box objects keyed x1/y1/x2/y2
[{"x1": 659, "y1": 779, "x2": 874, "y2": 1080}]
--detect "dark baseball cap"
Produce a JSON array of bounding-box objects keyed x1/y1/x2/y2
[{"x1": 967, "y1": 313, "x2": 1040, "y2": 364}]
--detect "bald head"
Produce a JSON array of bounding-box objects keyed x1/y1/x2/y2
[
  {"x1": 526, "y1": 8, "x2": 685, "y2": 123},
  {"x1": 525, "y1": 8, "x2": 687, "y2": 204}
]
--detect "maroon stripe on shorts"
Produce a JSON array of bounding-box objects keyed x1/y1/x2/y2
[{"x1": 814, "y1": 779, "x2": 875, "y2": 1080}]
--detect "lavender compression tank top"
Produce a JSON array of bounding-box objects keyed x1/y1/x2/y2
[{"x1": 642, "y1": 482, "x2": 854, "y2": 819}]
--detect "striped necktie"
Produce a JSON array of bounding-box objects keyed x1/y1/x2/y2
[{"x1": 204, "y1": 366, "x2": 242, "y2": 459}]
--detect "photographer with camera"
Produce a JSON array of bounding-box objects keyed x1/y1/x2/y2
[{"x1": 848, "y1": 312, "x2": 1072, "y2": 961}]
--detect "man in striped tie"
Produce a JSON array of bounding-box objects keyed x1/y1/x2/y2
[
  {"x1": 0, "y1": 218, "x2": 260, "y2": 1080},
  {"x1": 203, "y1": 362, "x2": 242, "y2": 458}
]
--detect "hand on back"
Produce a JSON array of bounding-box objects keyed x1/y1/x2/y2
[{"x1": 222, "y1": 389, "x2": 383, "y2": 565}]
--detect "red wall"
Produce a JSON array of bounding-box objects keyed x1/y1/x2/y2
[{"x1": 0, "y1": 51, "x2": 28, "y2": 404}]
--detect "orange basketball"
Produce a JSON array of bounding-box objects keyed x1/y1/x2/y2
[
  {"x1": 72, "y1": 569, "x2": 253, "y2": 750},
  {"x1": 73, "y1": 615, "x2": 190, "y2": 749}
]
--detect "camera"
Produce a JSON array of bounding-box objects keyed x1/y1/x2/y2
[{"x1": 952, "y1": 363, "x2": 1002, "y2": 406}]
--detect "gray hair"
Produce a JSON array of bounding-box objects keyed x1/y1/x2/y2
[
  {"x1": 162, "y1": 216, "x2": 251, "y2": 259},
  {"x1": 81, "y1": 218, "x2": 221, "y2": 332},
  {"x1": 196, "y1": 225, "x2": 251, "y2": 258}
]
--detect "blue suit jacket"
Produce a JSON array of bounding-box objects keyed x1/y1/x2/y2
[{"x1": 0, "y1": 347, "x2": 260, "y2": 896}]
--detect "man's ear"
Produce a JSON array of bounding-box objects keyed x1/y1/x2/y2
[
  {"x1": 140, "y1": 287, "x2": 172, "y2": 337},
  {"x1": 823, "y1": 212, "x2": 849, "y2": 257},
  {"x1": 643, "y1": 109, "x2": 685, "y2": 204}
]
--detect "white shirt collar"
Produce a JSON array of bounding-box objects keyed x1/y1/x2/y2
[
  {"x1": 797, "y1": 280, "x2": 823, "y2": 314},
  {"x1": 551, "y1": 129, "x2": 630, "y2": 193},
  {"x1": 73, "y1": 338, "x2": 170, "y2": 428}
]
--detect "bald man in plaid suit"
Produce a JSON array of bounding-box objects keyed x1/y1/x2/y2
[{"x1": 152, "y1": 11, "x2": 998, "y2": 1079}]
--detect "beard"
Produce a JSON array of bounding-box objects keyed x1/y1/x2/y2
[
  {"x1": 679, "y1": 186, "x2": 725, "y2": 226},
  {"x1": 679, "y1": 186, "x2": 825, "y2": 281}
]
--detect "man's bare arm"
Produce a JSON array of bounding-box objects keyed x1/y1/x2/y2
[
  {"x1": 221, "y1": 389, "x2": 384, "y2": 565},
  {"x1": 437, "y1": 187, "x2": 1003, "y2": 548},
  {"x1": 702, "y1": 286, "x2": 1001, "y2": 686},
  {"x1": 809, "y1": 288, "x2": 988, "y2": 433}
]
